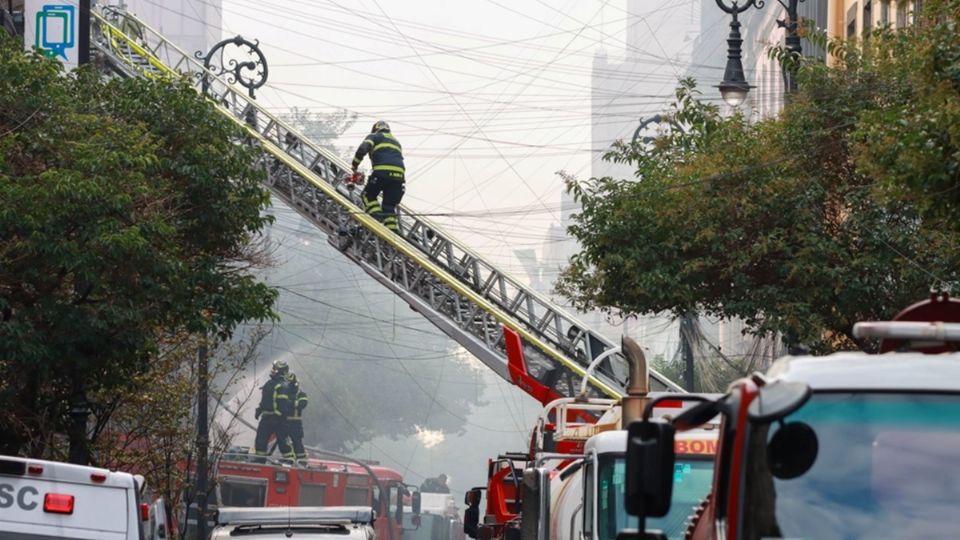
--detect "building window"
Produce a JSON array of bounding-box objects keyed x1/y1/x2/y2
[
  {"x1": 896, "y1": 2, "x2": 907, "y2": 27},
  {"x1": 847, "y1": 3, "x2": 858, "y2": 38},
  {"x1": 880, "y1": 0, "x2": 890, "y2": 26},
  {"x1": 863, "y1": 0, "x2": 873, "y2": 34},
  {"x1": 912, "y1": 0, "x2": 923, "y2": 24}
]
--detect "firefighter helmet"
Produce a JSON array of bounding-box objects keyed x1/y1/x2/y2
[
  {"x1": 371, "y1": 120, "x2": 390, "y2": 133},
  {"x1": 271, "y1": 360, "x2": 289, "y2": 377},
  {"x1": 287, "y1": 373, "x2": 298, "y2": 383}
]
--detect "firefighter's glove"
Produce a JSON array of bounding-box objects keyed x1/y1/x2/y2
[{"x1": 255, "y1": 407, "x2": 262, "y2": 420}]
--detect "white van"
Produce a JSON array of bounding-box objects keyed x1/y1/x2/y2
[{"x1": 0, "y1": 454, "x2": 146, "y2": 540}]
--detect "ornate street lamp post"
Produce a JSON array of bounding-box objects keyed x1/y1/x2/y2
[
  {"x1": 715, "y1": 0, "x2": 805, "y2": 107},
  {"x1": 631, "y1": 114, "x2": 685, "y2": 146},
  {"x1": 197, "y1": 36, "x2": 268, "y2": 126}
]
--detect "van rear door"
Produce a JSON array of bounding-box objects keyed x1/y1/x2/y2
[{"x1": 0, "y1": 456, "x2": 141, "y2": 540}]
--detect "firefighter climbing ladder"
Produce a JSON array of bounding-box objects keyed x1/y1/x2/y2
[{"x1": 90, "y1": 6, "x2": 684, "y2": 400}]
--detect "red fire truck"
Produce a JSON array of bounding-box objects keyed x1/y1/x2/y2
[
  {"x1": 213, "y1": 451, "x2": 419, "y2": 540},
  {"x1": 463, "y1": 329, "x2": 715, "y2": 540}
]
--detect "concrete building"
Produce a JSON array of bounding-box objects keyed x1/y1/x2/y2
[
  {"x1": 111, "y1": 0, "x2": 222, "y2": 57},
  {"x1": 827, "y1": 0, "x2": 921, "y2": 43},
  {"x1": 590, "y1": 0, "x2": 700, "y2": 183}
]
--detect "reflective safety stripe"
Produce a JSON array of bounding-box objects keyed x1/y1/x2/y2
[
  {"x1": 284, "y1": 453, "x2": 296, "y2": 458},
  {"x1": 296, "y1": 453, "x2": 308, "y2": 459},
  {"x1": 383, "y1": 132, "x2": 399, "y2": 142},
  {"x1": 373, "y1": 164, "x2": 405, "y2": 173},
  {"x1": 361, "y1": 138, "x2": 374, "y2": 147},
  {"x1": 373, "y1": 142, "x2": 401, "y2": 152},
  {"x1": 289, "y1": 416, "x2": 302, "y2": 421},
  {"x1": 255, "y1": 451, "x2": 269, "y2": 456}
]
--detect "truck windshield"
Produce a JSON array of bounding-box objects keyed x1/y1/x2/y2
[
  {"x1": 742, "y1": 392, "x2": 960, "y2": 539},
  {"x1": 597, "y1": 455, "x2": 713, "y2": 540}
]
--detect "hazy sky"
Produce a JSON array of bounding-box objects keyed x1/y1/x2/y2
[{"x1": 205, "y1": 0, "x2": 705, "y2": 270}]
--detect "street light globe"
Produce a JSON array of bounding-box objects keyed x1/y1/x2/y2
[{"x1": 719, "y1": 86, "x2": 749, "y2": 108}]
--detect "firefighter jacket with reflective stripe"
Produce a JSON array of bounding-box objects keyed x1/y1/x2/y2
[
  {"x1": 290, "y1": 390, "x2": 308, "y2": 420},
  {"x1": 280, "y1": 380, "x2": 300, "y2": 418},
  {"x1": 259, "y1": 376, "x2": 289, "y2": 416},
  {"x1": 352, "y1": 131, "x2": 405, "y2": 175}
]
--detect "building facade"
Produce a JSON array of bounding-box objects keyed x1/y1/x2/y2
[
  {"x1": 113, "y1": 0, "x2": 222, "y2": 57},
  {"x1": 827, "y1": 0, "x2": 922, "y2": 42}
]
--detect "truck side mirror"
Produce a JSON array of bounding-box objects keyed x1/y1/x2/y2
[
  {"x1": 464, "y1": 488, "x2": 481, "y2": 507},
  {"x1": 748, "y1": 380, "x2": 811, "y2": 423},
  {"x1": 393, "y1": 486, "x2": 405, "y2": 524},
  {"x1": 624, "y1": 419, "x2": 675, "y2": 518},
  {"x1": 463, "y1": 488, "x2": 482, "y2": 539},
  {"x1": 412, "y1": 490, "x2": 422, "y2": 515}
]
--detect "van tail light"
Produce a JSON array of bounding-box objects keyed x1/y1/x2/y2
[
  {"x1": 90, "y1": 472, "x2": 107, "y2": 483},
  {"x1": 140, "y1": 503, "x2": 150, "y2": 521},
  {"x1": 27, "y1": 465, "x2": 43, "y2": 475},
  {"x1": 44, "y1": 493, "x2": 75, "y2": 514}
]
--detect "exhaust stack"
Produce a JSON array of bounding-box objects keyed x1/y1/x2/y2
[{"x1": 620, "y1": 336, "x2": 649, "y2": 427}]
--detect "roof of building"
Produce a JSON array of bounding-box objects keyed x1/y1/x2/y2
[{"x1": 768, "y1": 352, "x2": 960, "y2": 392}]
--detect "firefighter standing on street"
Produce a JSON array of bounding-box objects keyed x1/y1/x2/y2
[
  {"x1": 283, "y1": 373, "x2": 309, "y2": 462},
  {"x1": 254, "y1": 361, "x2": 293, "y2": 460},
  {"x1": 352, "y1": 120, "x2": 405, "y2": 233}
]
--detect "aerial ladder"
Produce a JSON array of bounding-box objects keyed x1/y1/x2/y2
[{"x1": 88, "y1": 6, "x2": 684, "y2": 403}]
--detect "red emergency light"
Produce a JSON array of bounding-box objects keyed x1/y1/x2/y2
[
  {"x1": 140, "y1": 503, "x2": 150, "y2": 521},
  {"x1": 43, "y1": 493, "x2": 75, "y2": 515},
  {"x1": 90, "y1": 472, "x2": 107, "y2": 483},
  {"x1": 27, "y1": 465, "x2": 43, "y2": 475}
]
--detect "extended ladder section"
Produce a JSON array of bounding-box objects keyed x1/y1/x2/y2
[{"x1": 89, "y1": 7, "x2": 683, "y2": 400}]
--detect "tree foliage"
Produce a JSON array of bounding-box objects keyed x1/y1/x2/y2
[
  {"x1": 280, "y1": 106, "x2": 357, "y2": 156},
  {"x1": 0, "y1": 37, "x2": 277, "y2": 457},
  {"x1": 557, "y1": 8, "x2": 960, "y2": 353}
]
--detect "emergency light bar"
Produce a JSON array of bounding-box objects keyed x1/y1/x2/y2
[
  {"x1": 216, "y1": 506, "x2": 374, "y2": 526},
  {"x1": 853, "y1": 321, "x2": 960, "y2": 341}
]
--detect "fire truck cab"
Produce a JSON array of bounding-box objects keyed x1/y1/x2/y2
[
  {"x1": 213, "y1": 451, "x2": 419, "y2": 540},
  {"x1": 464, "y1": 334, "x2": 718, "y2": 540},
  {"x1": 624, "y1": 294, "x2": 960, "y2": 540},
  {"x1": 546, "y1": 428, "x2": 715, "y2": 540}
]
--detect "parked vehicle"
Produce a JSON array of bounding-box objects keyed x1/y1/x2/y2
[
  {"x1": 210, "y1": 506, "x2": 376, "y2": 539},
  {"x1": 402, "y1": 492, "x2": 464, "y2": 540},
  {"x1": 0, "y1": 454, "x2": 147, "y2": 540},
  {"x1": 463, "y1": 331, "x2": 716, "y2": 540},
  {"x1": 624, "y1": 293, "x2": 960, "y2": 540},
  {"x1": 208, "y1": 451, "x2": 419, "y2": 540}
]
